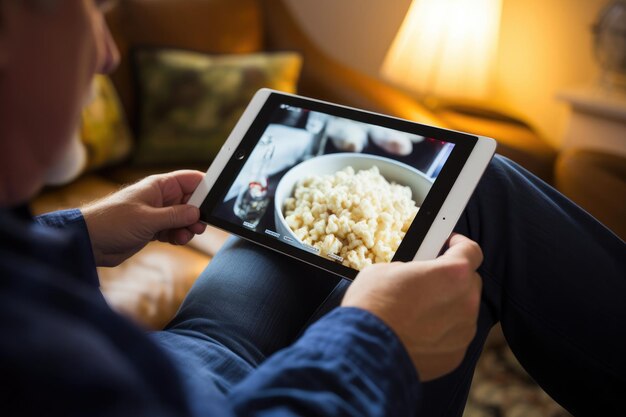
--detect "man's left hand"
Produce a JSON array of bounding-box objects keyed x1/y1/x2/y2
[{"x1": 81, "y1": 170, "x2": 207, "y2": 267}]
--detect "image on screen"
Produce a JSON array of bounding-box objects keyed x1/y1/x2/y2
[{"x1": 211, "y1": 103, "x2": 455, "y2": 271}]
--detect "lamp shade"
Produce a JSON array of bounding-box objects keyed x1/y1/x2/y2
[{"x1": 381, "y1": 0, "x2": 502, "y2": 100}]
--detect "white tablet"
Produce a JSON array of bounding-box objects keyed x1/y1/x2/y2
[{"x1": 189, "y1": 89, "x2": 496, "y2": 280}]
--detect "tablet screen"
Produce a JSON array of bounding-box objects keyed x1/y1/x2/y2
[{"x1": 200, "y1": 93, "x2": 477, "y2": 279}]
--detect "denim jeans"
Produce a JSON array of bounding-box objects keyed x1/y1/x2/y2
[{"x1": 164, "y1": 156, "x2": 625, "y2": 416}]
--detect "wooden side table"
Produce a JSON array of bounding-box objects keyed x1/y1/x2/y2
[{"x1": 557, "y1": 87, "x2": 626, "y2": 157}]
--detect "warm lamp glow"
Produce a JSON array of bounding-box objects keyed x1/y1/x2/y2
[{"x1": 381, "y1": 0, "x2": 502, "y2": 100}]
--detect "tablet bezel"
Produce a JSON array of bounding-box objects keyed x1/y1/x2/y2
[{"x1": 189, "y1": 89, "x2": 496, "y2": 279}]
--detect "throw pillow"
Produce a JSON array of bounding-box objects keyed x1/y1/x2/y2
[
  {"x1": 80, "y1": 75, "x2": 134, "y2": 171},
  {"x1": 133, "y1": 48, "x2": 302, "y2": 165}
]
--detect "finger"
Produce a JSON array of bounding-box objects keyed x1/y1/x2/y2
[
  {"x1": 161, "y1": 229, "x2": 185, "y2": 246},
  {"x1": 188, "y1": 222, "x2": 207, "y2": 235},
  {"x1": 155, "y1": 171, "x2": 205, "y2": 206},
  {"x1": 149, "y1": 205, "x2": 200, "y2": 232},
  {"x1": 159, "y1": 228, "x2": 196, "y2": 246},
  {"x1": 439, "y1": 233, "x2": 483, "y2": 270},
  {"x1": 168, "y1": 170, "x2": 205, "y2": 195},
  {"x1": 174, "y1": 228, "x2": 194, "y2": 245},
  {"x1": 156, "y1": 230, "x2": 171, "y2": 243}
]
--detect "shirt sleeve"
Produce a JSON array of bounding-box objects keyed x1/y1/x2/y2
[
  {"x1": 228, "y1": 306, "x2": 421, "y2": 417},
  {"x1": 34, "y1": 209, "x2": 99, "y2": 287}
]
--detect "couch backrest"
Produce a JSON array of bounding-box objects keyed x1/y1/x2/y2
[{"x1": 106, "y1": 0, "x2": 264, "y2": 125}]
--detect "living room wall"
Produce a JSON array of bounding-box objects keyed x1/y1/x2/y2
[{"x1": 284, "y1": 0, "x2": 609, "y2": 148}]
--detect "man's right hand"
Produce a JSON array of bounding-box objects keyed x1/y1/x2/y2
[{"x1": 341, "y1": 233, "x2": 483, "y2": 381}]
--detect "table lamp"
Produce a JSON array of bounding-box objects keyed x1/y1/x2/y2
[{"x1": 381, "y1": 0, "x2": 503, "y2": 105}]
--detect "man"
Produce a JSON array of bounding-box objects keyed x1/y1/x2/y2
[{"x1": 0, "y1": 1, "x2": 623, "y2": 416}]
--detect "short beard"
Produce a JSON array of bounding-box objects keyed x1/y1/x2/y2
[{"x1": 44, "y1": 131, "x2": 87, "y2": 186}]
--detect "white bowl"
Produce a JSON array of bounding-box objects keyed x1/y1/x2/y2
[{"x1": 274, "y1": 153, "x2": 434, "y2": 252}]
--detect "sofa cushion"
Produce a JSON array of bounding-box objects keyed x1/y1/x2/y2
[
  {"x1": 132, "y1": 48, "x2": 302, "y2": 165},
  {"x1": 97, "y1": 241, "x2": 209, "y2": 330},
  {"x1": 106, "y1": 0, "x2": 264, "y2": 124},
  {"x1": 80, "y1": 75, "x2": 134, "y2": 171}
]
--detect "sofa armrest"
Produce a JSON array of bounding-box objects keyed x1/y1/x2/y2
[{"x1": 299, "y1": 56, "x2": 446, "y2": 127}]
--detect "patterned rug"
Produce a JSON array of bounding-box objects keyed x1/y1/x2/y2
[{"x1": 464, "y1": 341, "x2": 573, "y2": 417}]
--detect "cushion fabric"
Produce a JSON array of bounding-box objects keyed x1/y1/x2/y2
[
  {"x1": 133, "y1": 49, "x2": 302, "y2": 165},
  {"x1": 106, "y1": 0, "x2": 264, "y2": 123},
  {"x1": 80, "y1": 75, "x2": 134, "y2": 171}
]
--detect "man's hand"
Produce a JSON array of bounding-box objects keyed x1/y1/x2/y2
[
  {"x1": 81, "y1": 170, "x2": 207, "y2": 267},
  {"x1": 342, "y1": 234, "x2": 483, "y2": 381}
]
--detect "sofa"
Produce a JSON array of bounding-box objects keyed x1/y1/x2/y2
[
  {"x1": 28, "y1": 0, "x2": 551, "y2": 329},
  {"x1": 30, "y1": 0, "x2": 623, "y2": 415}
]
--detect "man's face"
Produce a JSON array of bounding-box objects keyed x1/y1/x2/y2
[{"x1": 0, "y1": 0, "x2": 119, "y2": 203}]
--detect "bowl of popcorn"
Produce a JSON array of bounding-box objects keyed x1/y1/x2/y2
[{"x1": 274, "y1": 153, "x2": 433, "y2": 270}]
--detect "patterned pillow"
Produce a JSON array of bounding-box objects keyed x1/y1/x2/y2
[
  {"x1": 133, "y1": 49, "x2": 302, "y2": 165},
  {"x1": 80, "y1": 75, "x2": 133, "y2": 171}
]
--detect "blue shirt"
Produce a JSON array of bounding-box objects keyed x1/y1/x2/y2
[{"x1": 0, "y1": 207, "x2": 420, "y2": 416}]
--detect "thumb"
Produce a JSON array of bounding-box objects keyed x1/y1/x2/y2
[{"x1": 148, "y1": 205, "x2": 200, "y2": 232}]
